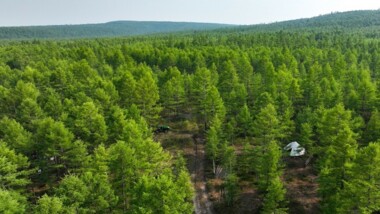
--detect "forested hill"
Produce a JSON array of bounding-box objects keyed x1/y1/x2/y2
[
  {"x1": 0, "y1": 21, "x2": 232, "y2": 40},
  {"x1": 2, "y1": 10, "x2": 380, "y2": 40},
  {"x1": 2, "y1": 7, "x2": 380, "y2": 214},
  {"x1": 225, "y1": 10, "x2": 380, "y2": 34}
]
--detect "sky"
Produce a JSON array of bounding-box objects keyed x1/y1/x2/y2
[{"x1": 0, "y1": 0, "x2": 379, "y2": 27}]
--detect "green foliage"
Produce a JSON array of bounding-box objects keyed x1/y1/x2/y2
[
  {"x1": 134, "y1": 65, "x2": 161, "y2": 123},
  {"x1": 224, "y1": 173, "x2": 239, "y2": 206},
  {"x1": 0, "y1": 14, "x2": 380, "y2": 212},
  {"x1": 254, "y1": 140, "x2": 287, "y2": 212},
  {"x1": 204, "y1": 86, "x2": 226, "y2": 124},
  {"x1": 276, "y1": 92, "x2": 295, "y2": 141},
  {"x1": 80, "y1": 171, "x2": 118, "y2": 212},
  {"x1": 364, "y1": 110, "x2": 380, "y2": 144},
  {"x1": 73, "y1": 102, "x2": 108, "y2": 147},
  {"x1": 0, "y1": 141, "x2": 31, "y2": 190},
  {"x1": 0, "y1": 21, "x2": 231, "y2": 40},
  {"x1": 220, "y1": 141, "x2": 236, "y2": 174},
  {"x1": 236, "y1": 104, "x2": 252, "y2": 137},
  {"x1": 53, "y1": 172, "x2": 117, "y2": 213},
  {"x1": 131, "y1": 173, "x2": 193, "y2": 214},
  {"x1": 34, "y1": 117, "x2": 75, "y2": 181},
  {"x1": 237, "y1": 142, "x2": 254, "y2": 178},
  {"x1": 0, "y1": 117, "x2": 32, "y2": 154},
  {"x1": 115, "y1": 68, "x2": 137, "y2": 107},
  {"x1": 316, "y1": 104, "x2": 359, "y2": 213},
  {"x1": 299, "y1": 123, "x2": 315, "y2": 155},
  {"x1": 338, "y1": 142, "x2": 380, "y2": 213},
  {"x1": 0, "y1": 189, "x2": 27, "y2": 214},
  {"x1": 254, "y1": 140, "x2": 283, "y2": 191},
  {"x1": 54, "y1": 174, "x2": 89, "y2": 212},
  {"x1": 34, "y1": 195, "x2": 64, "y2": 214},
  {"x1": 0, "y1": 142, "x2": 30, "y2": 213},
  {"x1": 262, "y1": 176, "x2": 287, "y2": 214},
  {"x1": 159, "y1": 66, "x2": 185, "y2": 115},
  {"x1": 252, "y1": 104, "x2": 281, "y2": 145},
  {"x1": 206, "y1": 123, "x2": 220, "y2": 174},
  {"x1": 192, "y1": 67, "x2": 226, "y2": 129}
]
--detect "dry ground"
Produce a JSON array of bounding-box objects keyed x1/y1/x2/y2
[{"x1": 156, "y1": 115, "x2": 320, "y2": 214}]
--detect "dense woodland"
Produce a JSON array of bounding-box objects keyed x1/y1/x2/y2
[
  {"x1": 232, "y1": 10, "x2": 380, "y2": 36},
  {"x1": 1, "y1": 10, "x2": 380, "y2": 40},
  {"x1": 1, "y1": 10, "x2": 380, "y2": 214},
  {"x1": 0, "y1": 21, "x2": 231, "y2": 40}
]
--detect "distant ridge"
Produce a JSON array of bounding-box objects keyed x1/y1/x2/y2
[
  {"x1": 1, "y1": 10, "x2": 380, "y2": 40},
  {"x1": 231, "y1": 10, "x2": 380, "y2": 33},
  {"x1": 0, "y1": 21, "x2": 233, "y2": 40}
]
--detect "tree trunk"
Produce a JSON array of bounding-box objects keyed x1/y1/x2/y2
[{"x1": 213, "y1": 159, "x2": 216, "y2": 175}]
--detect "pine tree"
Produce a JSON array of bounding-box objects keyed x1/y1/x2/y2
[
  {"x1": 61, "y1": 140, "x2": 90, "y2": 173},
  {"x1": 218, "y1": 60, "x2": 239, "y2": 100},
  {"x1": 114, "y1": 68, "x2": 137, "y2": 108},
  {"x1": 338, "y1": 142, "x2": 380, "y2": 213},
  {"x1": 253, "y1": 92, "x2": 274, "y2": 116},
  {"x1": 300, "y1": 123, "x2": 315, "y2": 156},
  {"x1": 357, "y1": 69, "x2": 376, "y2": 119},
  {"x1": 131, "y1": 174, "x2": 193, "y2": 214},
  {"x1": 276, "y1": 92, "x2": 295, "y2": 141},
  {"x1": 0, "y1": 141, "x2": 31, "y2": 191},
  {"x1": 288, "y1": 79, "x2": 303, "y2": 107},
  {"x1": 262, "y1": 176, "x2": 287, "y2": 214},
  {"x1": 192, "y1": 66, "x2": 225, "y2": 129},
  {"x1": 252, "y1": 104, "x2": 280, "y2": 145},
  {"x1": 227, "y1": 83, "x2": 247, "y2": 116},
  {"x1": 41, "y1": 88, "x2": 63, "y2": 120},
  {"x1": 258, "y1": 56, "x2": 277, "y2": 96},
  {"x1": 0, "y1": 189, "x2": 27, "y2": 214},
  {"x1": 224, "y1": 118, "x2": 237, "y2": 144},
  {"x1": 34, "y1": 117, "x2": 75, "y2": 180},
  {"x1": 206, "y1": 124, "x2": 220, "y2": 175},
  {"x1": 159, "y1": 67, "x2": 185, "y2": 116},
  {"x1": 134, "y1": 65, "x2": 161, "y2": 123},
  {"x1": 0, "y1": 117, "x2": 32, "y2": 154},
  {"x1": 74, "y1": 101, "x2": 108, "y2": 147},
  {"x1": 108, "y1": 141, "x2": 136, "y2": 212},
  {"x1": 0, "y1": 141, "x2": 30, "y2": 213},
  {"x1": 224, "y1": 173, "x2": 239, "y2": 207},
  {"x1": 54, "y1": 174, "x2": 90, "y2": 212},
  {"x1": 220, "y1": 141, "x2": 236, "y2": 174},
  {"x1": 204, "y1": 86, "x2": 226, "y2": 128},
  {"x1": 17, "y1": 98, "x2": 44, "y2": 129},
  {"x1": 253, "y1": 140, "x2": 287, "y2": 212},
  {"x1": 316, "y1": 104, "x2": 359, "y2": 213},
  {"x1": 79, "y1": 171, "x2": 118, "y2": 212},
  {"x1": 107, "y1": 105, "x2": 129, "y2": 143},
  {"x1": 238, "y1": 142, "x2": 254, "y2": 178},
  {"x1": 254, "y1": 140, "x2": 283, "y2": 191},
  {"x1": 364, "y1": 110, "x2": 380, "y2": 144},
  {"x1": 236, "y1": 103, "x2": 252, "y2": 138},
  {"x1": 236, "y1": 54, "x2": 254, "y2": 105},
  {"x1": 34, "y1": 195, "x2": 64, "y2": 214}
]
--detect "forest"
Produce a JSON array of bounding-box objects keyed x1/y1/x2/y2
[
  {"x1": 1, "y1": 10, "x2": 380, "y2": 214},
  {"x1": 231, "y1": 10, "x2": 380, "y2": 35},
  {"x1": 0, "y1": 21, "x2": 231, "y2": 40}
]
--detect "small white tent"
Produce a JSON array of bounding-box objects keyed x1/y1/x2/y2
[{"x1": 284, "y1": 141, "x2": 305, "y2": 157}]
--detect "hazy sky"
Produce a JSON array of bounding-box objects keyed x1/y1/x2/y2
[{"x1": 0, "y1": 0, "x2": 379, "y2": 27}]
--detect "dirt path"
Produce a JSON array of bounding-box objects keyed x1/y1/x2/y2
[
  {"x1": 283, "y1": 157, "x2": 320, "y2": 214},
  {"x1": 156, "y1": 131, "x2": 214, "y2": 214},
  {"x1": 192, "y1": 136, "x2": 214, "y2": 214}
]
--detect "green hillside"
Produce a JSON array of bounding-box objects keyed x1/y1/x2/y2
[
  {"x1": 0, "y1": 21, "x2": 232, "y2": 40},
  {"x1": 223, "y1": 10, "x2": 380, "y2": 36},
  {"x1": 1, "y1": 10, "x2": 379, "y2": 40},
  {"x1": 1, "y1": 9, "x2": 380, "y2": 214}
]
